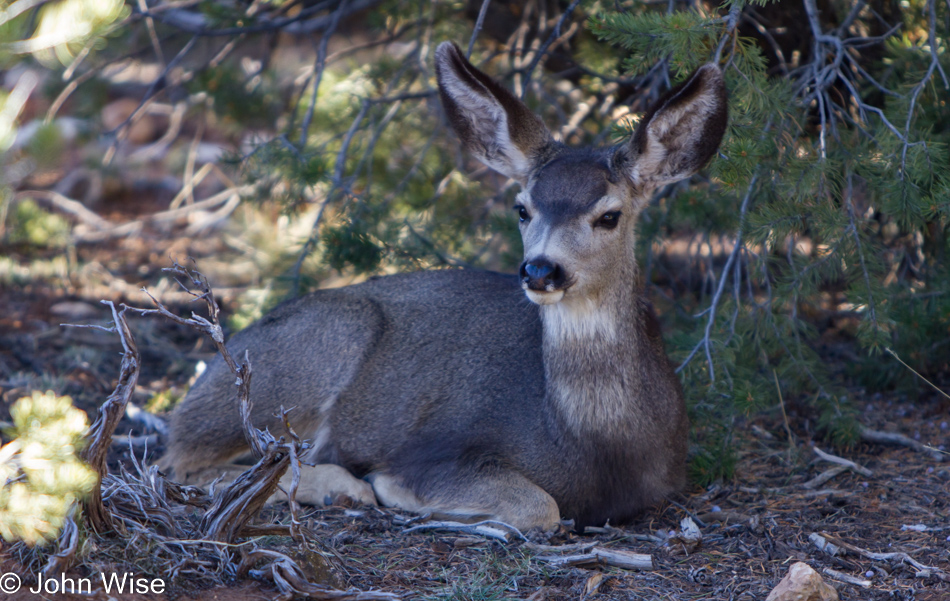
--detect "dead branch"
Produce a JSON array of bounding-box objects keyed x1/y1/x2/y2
[
  {"x1": 15, "y1": 190, "x2": 111, "y2": 230},
  {"x1": 198, "y1": 444, "x2": 291, "y2": 542},
  {"x1": 802, "y1": 465, "x2": 849, "y2": 490},
  {"x1": 535, "y1": 547, "x2": 653, "y2": 571},
  {"x1": 402, "y1": 519, "x2": 524, "y2": 542},
  {"x1": 239, "y1": 547, "x2": 400, "y2": 601},
  {"x1": 810, "y1": 532, "x2": 949, "y2": 582},
  {"x1": 41, "y1": 515, "x2": 79, "y2": 577},
  {"x1": 132, "y1": 261, "x2": 305, "y2": 542},
  {"x1": 822, "y1": 567, "x2": 872, "y2": 589},
  {"x1": 812, "y1": 446, "x2": 873, "y2": 477},
  {"x1": 78, "y1": 301, "x2": 140, "y2": 534},
  {"x1": 859, "y1": 426, "x2": 945, "y2": 462},
  {"x1": 523, "y1": 541, "x2": 599, "y2": 554}
]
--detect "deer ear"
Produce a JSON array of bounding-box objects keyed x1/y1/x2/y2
[
  {"x1": 435, "y1": 42, "x2": 553, "y2": 184},
  {"x1": 626, "y1": 64, "x2": 728, "y2": 187}
]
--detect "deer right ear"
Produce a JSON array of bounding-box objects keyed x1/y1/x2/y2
[
  {"x1": 626, "y1": 64, "x2": 728, "y2": 188},
  {"x1": 435, "y1": 42, "x2": 553, "y2": 184}
]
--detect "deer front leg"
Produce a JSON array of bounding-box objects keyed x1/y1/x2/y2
[
  {"x1": 273, "y1": 464, "x2": 377, "y2": 506},
  {"x1": 368, "y1": 468, "x2": 561, "y2": 532},
  {"x1": 178, "y1": 463, "x2": 377, "y2": 507}
]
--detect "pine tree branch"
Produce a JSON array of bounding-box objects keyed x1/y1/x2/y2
[
  {"x1": 677, "y1": 173, "x2": 758, "y2": 380},
  {"x1": 299, "y1": 0, "x2": 349, "y2": 147}
]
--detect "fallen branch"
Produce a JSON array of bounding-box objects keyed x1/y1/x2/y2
[
  {"x1": 859, "y1": 426, "x2": 945, "y2": 462},
  {"x1": 535, "y1": 547, "x2": 653, "y2": 571},
  {"x1": 16, "y1": 190, "x2": 111, "y2": 229},
  {"x1": 524, "y1": 541, "x2": 598, "y2": 554},
  {"x1": 402, "y1": 519, "x2": 525, "y2": 543},
  {"x1": 740, "y1": 486, "x2": 852, "y2": 498},
  {"x1": 810, "y1": 532, "x2": 948, "y2": 582},
  {"x1": 822, "y1": 567, "x2": 872, "y2": 589},
  {"x1": 802, "y1": 465, "x2": 849, "y2": 489},
  {"x1": 812, "y1": 446, "x2": 873, "y2": 477}
]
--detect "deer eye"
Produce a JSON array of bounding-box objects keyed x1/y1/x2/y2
[
  {"x1": 514, "y1": 204, "x2": 530, "y2": 223},
  {"x1": 594, "y1": 211, "x2": 621, "y2": 229}
]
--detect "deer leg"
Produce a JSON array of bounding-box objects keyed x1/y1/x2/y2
[
  {"x1": 272, "y1": 464, "x2": 377, "y2": 506},
  {"x1": 368, "y1": 468, "x2": 560, "y2": 532},
  {"x1": 175, "y1": 463, "x2": 376, "y2": 507}
]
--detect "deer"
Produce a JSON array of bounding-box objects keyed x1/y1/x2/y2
[{"x1": 160, "y1": 42, "x2": 728, "y2": 532}]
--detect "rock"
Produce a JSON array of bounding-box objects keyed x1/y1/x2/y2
[
  {"x1": 49, "y1": 301, "x2": 100, "y2": 320},
  {"x1": 669, "y1": 516, "x2": 702, "y2": 553},
  {"x1": 766, "y1": 562, "x2": 839, "y2": 601}
]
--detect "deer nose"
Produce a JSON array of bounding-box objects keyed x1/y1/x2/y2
[{"x1": 520, "y1": 258, "x2": 566, "y2": 291}]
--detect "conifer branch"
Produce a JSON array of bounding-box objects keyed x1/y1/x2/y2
[{"x1": 677, "y1": 173, "x2": 758, "y2": 381}]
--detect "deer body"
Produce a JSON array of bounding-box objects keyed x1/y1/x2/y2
[{"x1": 162, "y1": 43, "x2": 727, "y2": 531}]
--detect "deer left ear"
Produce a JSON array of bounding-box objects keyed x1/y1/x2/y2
[{"x1": 626, "y1": 64, "x2": 728, "y2": 187}]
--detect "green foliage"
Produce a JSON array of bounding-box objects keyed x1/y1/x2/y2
[
  {"x1": 0, "y1": 391, "x2": 96, "y2": 546},
  {"x1": 27, "y1": 122, "x2": 64, "y2": 168},
  {"x1": 590, "y1": 10, "x2": 720, "y2": 76},
  {"x1": 191, "y1": 66, "x2": 283, "y2": 130},
  {"x1": 4, "y1": 198, "x2": 71, "y2": 247}
]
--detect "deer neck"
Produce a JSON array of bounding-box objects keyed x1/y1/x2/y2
[{"x1": 540, "y1": 269, "x2": 645, "y2": 437}]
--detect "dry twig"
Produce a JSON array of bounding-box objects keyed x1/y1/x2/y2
[
  {"x1": 822, "y1": 567, "x2": 872, "y2": 589},
  {"x1": 534, "y1": 547, "x2": 653, "y2": 571},
  {"x1": 402, "y1": 519, "x2": 525, "y2": 542},
  {"x1": 812, "y1": 446, "x2": 873, "y2": 477}
]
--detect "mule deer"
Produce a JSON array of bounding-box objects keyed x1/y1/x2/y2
[{"x1": 161, "y1": 42, "x2": 728, "y2": 531}]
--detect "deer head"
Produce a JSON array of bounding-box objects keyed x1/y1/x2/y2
[{"x1": 436, "y1": 43, "x2": 727, "y2": 315}]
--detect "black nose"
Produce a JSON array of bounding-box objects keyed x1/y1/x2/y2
[{"x1": 520, "y1": 258, "x2": 566, "y2": 291}]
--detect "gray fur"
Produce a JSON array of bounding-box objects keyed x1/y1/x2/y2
[{"x1": 161, "y1": 43, "x2": 728, "y2": 531}]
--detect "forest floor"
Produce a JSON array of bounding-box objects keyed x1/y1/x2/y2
[{"x1": 1, "y1": 225, "x2": 948, "y2": 601}]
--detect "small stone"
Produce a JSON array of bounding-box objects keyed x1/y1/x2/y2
[
  {"x1": 765, "y1": 562, "x2": 840, "y2": 601},
  {"x1": 50, "y1": 301, "x2": 99, "y2": 320},
  {"x1": 668, "y1": 517, "x2": 702, "y2": 553}
]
